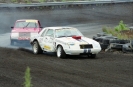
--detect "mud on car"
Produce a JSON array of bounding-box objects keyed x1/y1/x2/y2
[
  {"x1": 30, "y1": 27, "x2": 101, "y2": 58},
  {"x1": 10, "y1": 19, "x2": 42, "y2": 46}
]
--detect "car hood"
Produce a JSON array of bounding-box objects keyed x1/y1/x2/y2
[{"x1": 56, "y1": 36, "x2": 98, "y2": 45}]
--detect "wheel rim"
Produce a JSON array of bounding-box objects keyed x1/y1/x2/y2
[
  {"x1": 33, "y1": 42, "x2": 38, "y2": 53},
  {"x1": 57, "y1": 46, "x2": 61, "y2": 58}
]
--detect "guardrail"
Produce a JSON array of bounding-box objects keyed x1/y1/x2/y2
[{"x1": 0, "y1": 1, "x2": 133, "y2": 8}]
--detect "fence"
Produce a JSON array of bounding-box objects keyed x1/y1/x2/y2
[{"x1": 0, "y1": 0, "x2": 92, "y2": 3}]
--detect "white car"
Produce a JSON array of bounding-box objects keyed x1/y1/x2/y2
[{"x1": 30, "y1": 27, "x2": 101, "y2": 58}]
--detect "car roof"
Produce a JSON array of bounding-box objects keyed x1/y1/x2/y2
[{"x1": 43, "y1": 27, "x2": 77, "y2": 30}]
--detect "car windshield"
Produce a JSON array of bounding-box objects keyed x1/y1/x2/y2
[
  {"x1": 15, "y1": 21, "x2": 39, "y2": 28},
  {"x1": 55, "y1": 28, "x2": 84, "y2": 38}
]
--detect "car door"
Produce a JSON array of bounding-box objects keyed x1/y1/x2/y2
[
  {"x1": 42, "y1": 29, "x2": 56, "y2": 52},
  {"x1": 37, "y1": 28, "x2": 48, "y2": 49}
]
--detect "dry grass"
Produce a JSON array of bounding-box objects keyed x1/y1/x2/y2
[{"x1": 102, "y1": 26, "x2": 133, "y2": 40}]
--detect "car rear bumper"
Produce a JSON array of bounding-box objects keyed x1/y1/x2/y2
[
  {"x1": 10, "y1": 39, "x2": 31, "y2": 46},
  {"x1": 11, "y1": 39, "x2": 30, "y2": 42}
]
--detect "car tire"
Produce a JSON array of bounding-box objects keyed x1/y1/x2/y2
[
  {"x1": 122, "y1": 47, "x2": 127, "y2": 53},
  {"x1": 32, "y1": 41, "x2": 43, "y2": 54},
  {"x1": 88, "y1": 53, "x2": 96, "y2": 58},
  {"x1": 56, "y1": 45, "x2": 66, "y2": 58}
]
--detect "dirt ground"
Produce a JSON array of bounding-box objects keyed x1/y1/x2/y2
[
  {"x1": 0, "y1": 2, "x2": 133, "y2": 87},
  {"x1": 0, "y1": 47, "x2": 133, "y2": 87}
]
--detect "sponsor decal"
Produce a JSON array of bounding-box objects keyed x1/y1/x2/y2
[
  {"x1": 44, "y1": 45, "x2": 51, "y2": 50},
  {"x1": 18, "y1": 32, "x2": 30, "y2": 40}
]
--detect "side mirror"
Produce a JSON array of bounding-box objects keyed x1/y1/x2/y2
[{"x1": 11, "y1": 27, "x2": 14, "y2": 28}]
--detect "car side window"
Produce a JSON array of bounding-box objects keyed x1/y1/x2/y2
[{"x1": 45, "y1": 29, "x2": 54, "y2": 37}]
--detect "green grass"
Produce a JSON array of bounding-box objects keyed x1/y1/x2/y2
[
  {"x1": 11, "y1": 0, "x2": 17, "y2": 3},
  {"x1": 114, "y1": 20, "x2": 129, "y2": 32},
  {"x1": 23, "y1": 66, "x2": 32, "y2": 87},
  {"x1": 24, "y1": 0, "x2": 31, "y2": 3}
]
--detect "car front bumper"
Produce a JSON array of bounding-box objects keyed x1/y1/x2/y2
[{"x1": 64, "y1": 48, "x2": 101, "y2": 55}]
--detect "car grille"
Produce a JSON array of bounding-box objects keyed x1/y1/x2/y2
[
  {"x1": 19, "y1": 32, "x2": 30, "y2": 37},
  {"x1": 80, "y1": 44, "x2": 93, "y2": 49}
]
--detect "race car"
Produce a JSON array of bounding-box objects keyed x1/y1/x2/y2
[
  {"x1": 30, "y1": 27, "x2": 101, "y2": 58},
  {"x1": 10, "y1": 19, "x2": 42, "y2": 45}
]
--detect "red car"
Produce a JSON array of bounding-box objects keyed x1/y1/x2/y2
[{"x1": 10, "y1": 19, "x2": 42, "y2": 45}]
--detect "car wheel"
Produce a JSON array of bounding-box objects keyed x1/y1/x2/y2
[
  {"x1": 32, "y1": 41, "x2": 43, "y2": 54},
  {"x1": 88, "y1": 53, "x2": 96, "y2": 58},
  {"x1": 56, "y1": 45, "x2": 66, "y2": 58}
]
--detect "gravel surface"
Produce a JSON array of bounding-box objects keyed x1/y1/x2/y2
[
  {"x1": 0, "y1": 3, "x2": 133, "y2": 87},
  {"x1": 0, "y1": 47, "x2": 133, "y2": 87}
]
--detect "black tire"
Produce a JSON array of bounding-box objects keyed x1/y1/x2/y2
[
  {"x1": 32, "y1": 41, "x2": 43, "y2": 54},
  {"x1": 122, "y1": 47, "x2": 127, "y2": 53},
  {"x1": 88, "y1": 53, "x2": 96, "y2": 58},
  {"x1": 92, "y1": 36, "x2": 97, "y2": 40},
  {"x1": 56, "y1": 45, "x2": 66, "y2": 58}
]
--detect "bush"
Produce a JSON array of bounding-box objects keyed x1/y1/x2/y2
[
  {"x1": 102, "y1": 20, "x2": 132, "y2": 40},
  {"x1": 114, "y1": 20, "x2": 129, "y2": 32}
]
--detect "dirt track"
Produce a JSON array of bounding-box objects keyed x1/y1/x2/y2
[
  {"x1": 0, "y1": 3, "x2": 133, "y2": 87},
  {"x1": 0, "y1": 47, "x2": 133, "y2": 87}
]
